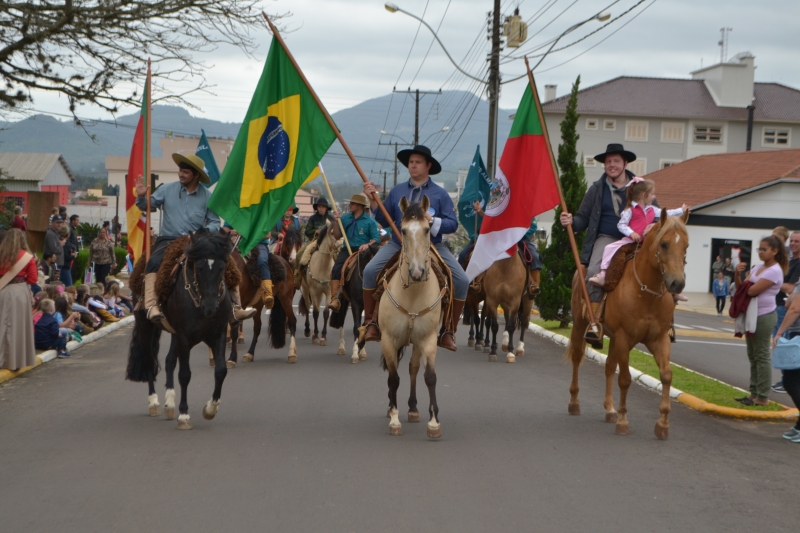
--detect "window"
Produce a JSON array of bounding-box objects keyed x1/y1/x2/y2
[
  {"x1": 4, "y1": 196, "x2": 24, "y2": 210},
  {"x1": 627, "y1": 159, "x2": 647, "y2": 176},
  {"x1": 694, "y1": 125, "x2": 722, "y2": 143},
  {"x1": 659, "y1": 159, "x2": 682, "y2": 170},
  {"x1": 625, "y1": 120, "x2": 648, "y2": 142},
  {"x1": 603, "y1": 119, "x2": 616, "y2": 131},
  {"x1": 585, "y1": 118, "x2": 598, "y2": 130},
  {"x1": 762, "y1": 127, "x2": 790, "y2": 147},
  {"x1": 583, "y1": 156, "x2": 597, "y2": 167},
  {"x1": 661, "y1": 122, "x2": 685, "y2": 143}
]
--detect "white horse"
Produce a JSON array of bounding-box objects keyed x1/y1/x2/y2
[
  {"x1": 299, "y1": 223, "x2": 339, "y2": 346},
  {"x1": 378, "y1": 195, "x2": 445, "y2": 439}
]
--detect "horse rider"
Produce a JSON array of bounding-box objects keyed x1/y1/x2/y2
[
  {"x1": 136, "y1": 153, "x2": 256, "y2": 326},
  {"x1": 328, "y1": 193, "x2": 381, "y2": 312},
  {"x1": 222, "y1": 222, "x2": 274, "y2": 310},
  {"x1": 296, "y1": 197, "x2": 335, "y2": 285},
  {"x1": 362, "y1": 144, "x2": 469, "y2": 352},
  {"x1": 271, "y1": 203, "x2": 301, "y2": 248},
  {"x1": 559, "y1": 143, "x2": 641, "y2": 315}
]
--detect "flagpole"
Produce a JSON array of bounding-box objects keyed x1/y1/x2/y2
[
  {"x1": 144, "y1": 59, "x2": 152, "y2": 262},
  {"x1": 262, "y1": 12, "x2": 402, "y2": 243},
  {"x1": 524, "y1": 56, "x2": 599, "y2": 333},
  {"x1": 318, "y1": 164, "x2": 352, "y2": 256}
]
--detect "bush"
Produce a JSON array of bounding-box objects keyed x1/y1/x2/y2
[
  {"x1": 72, "y1": 247, "x2": 128, "y2": 282},
  {"x1": 76, "y1": 222, "x2": 100, "y2": 244},
  {"x1": 114, "y1": 247, "x2": 127, "y2": 274}
]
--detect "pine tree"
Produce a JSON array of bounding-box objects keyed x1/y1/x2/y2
[{"x1": 537, "y1": 76, "x2": 587, "y2": 327}]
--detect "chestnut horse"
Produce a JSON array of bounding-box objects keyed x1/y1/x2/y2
[{"x1": 567, "y1": 209, "x2": 689, "y2": 440}]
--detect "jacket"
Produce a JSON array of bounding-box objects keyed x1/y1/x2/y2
[
  {"x1": 34, "y1": 313, "x2": 60, "y2": 348},
  {"x1": 712, "y1": 278, "x2": 729, "y2": 297},
  {"x1": 63, "y1": 225, "x2": 79, "y2": 267},
  {"x1": 375, "y1": 178, "x2": 458, "y2": 246},
  {"x1": 304, "y1": 213, "x2": 333, "y2": 241},
  {"x1": 43, "y1": 227, "x2": 64, "y2": 265}
]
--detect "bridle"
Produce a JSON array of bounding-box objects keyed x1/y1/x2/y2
[
  {"x1": 399, "y1": 214, "x2": 431, "y2": 288},
  {"x1": 309, "y1": 229, "x2": 340, "y2": 286},
  {"x1": 631, "y1": 228, "x2": 686, "y2": 298},
  {"x1": 182, "y1": 258, "x2": 225, "y2": 309}
]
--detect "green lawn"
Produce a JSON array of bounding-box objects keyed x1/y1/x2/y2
[{"x1": 531, "y1": 319, "x2": 786, "y2": 411}]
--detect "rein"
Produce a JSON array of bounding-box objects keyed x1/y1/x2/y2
[
  {"x1": 309, "y1": 233, "x2": 339, "y2": 286},
  {"x1": 383, "y1": 278, "x2": 447, "y2": 347},
  {"x1": 631, "y1": 240, "x2": 667, "y2": 298},
  {"x1": 182, "y1": 258, "x2": 225, "y2": 309}
]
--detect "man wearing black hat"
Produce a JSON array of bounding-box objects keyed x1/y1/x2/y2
[
  {"x1": 362, "y1": 145, "x2": 468, "y2": 352},
  {"x1": 304, "y1": 197, "x2": 333, "y2": 241},
  {"x1": 43, "y1": 215, "x2": 66, "y2": 280},
  {"x1": 559, "y1": 143, "x2": 640, "y2": 311}
]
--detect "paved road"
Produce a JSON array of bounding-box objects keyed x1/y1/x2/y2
[{"x1": 0, "y1": 314, "x2": 795, "y2": 532}]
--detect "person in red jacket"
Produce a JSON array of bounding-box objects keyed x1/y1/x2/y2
[{"x1": 0, "y1": 228, "x2": 37, "y2": 369}]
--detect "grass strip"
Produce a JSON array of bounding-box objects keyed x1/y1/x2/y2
[{"x1": 531, "y1": 319, "x2": 785, "y2": 412}]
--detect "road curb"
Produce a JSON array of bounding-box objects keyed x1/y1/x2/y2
[
  {"x1": 0, "y1": 316, "x2": 135, "y2": 386},
  {"x1": 527, "y1": 322, "x2": 799, "y2": 421}
]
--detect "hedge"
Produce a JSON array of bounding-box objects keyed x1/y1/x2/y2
[{"x1": 72, "y1": 247, "x2": 128, "y2": 285}]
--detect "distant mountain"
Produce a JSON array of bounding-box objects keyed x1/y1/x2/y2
[{"x1": 0, "y1": 92, "x2": 516, "y2": 188}]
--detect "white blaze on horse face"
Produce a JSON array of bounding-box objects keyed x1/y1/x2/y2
[
  {"x1": 405, "y1": 220, "x2": 425, "y2": 280},
  {"x1": 675, "y1": 234, "x2": 680, "y2": 244},
  {"x1": 207, "y1": 259, "x2": 215, "y2": 269}
]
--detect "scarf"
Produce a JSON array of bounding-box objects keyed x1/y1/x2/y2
[{"x1": 604, "y1": 173, "x2": 627, "y2": 217}]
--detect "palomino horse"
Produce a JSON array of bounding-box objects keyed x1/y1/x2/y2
[
  {"x1": 126, "y1": 230, "x2": 234, "y2": 430},
  {"x1": 226, "y1": 247, "x2": 299, "y2": 365},
  {"x1": 329, "y1": 242, "x2": 380, "y2": 363},
  {"x1": 379, "y1": 196, "x2": 445, "y2": 439},
  {"x1": 480, "y1": 250, "x2": 533, "y2": 362},
  {"x1": 567, "y1": 209, "x2": 689, "y2": 439},
  {"x1": 299, "y1": 223, "x2": 339, "y2": 346}
]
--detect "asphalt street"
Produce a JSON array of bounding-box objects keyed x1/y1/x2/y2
[{"x1": 0, "y1": 312, "x2": 796, "y2": 533}]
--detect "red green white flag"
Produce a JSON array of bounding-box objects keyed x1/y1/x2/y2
[
  {"x1": 466, "y1": 83, "x2": 560, "y2": 281},
  {"x1": 124, "y1": 71, "x2": 150, "y2": 262}
]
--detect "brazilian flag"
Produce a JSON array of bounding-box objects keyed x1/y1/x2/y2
[{"x1": 209, "y1": 36, "x2": 337, "y2": 254}]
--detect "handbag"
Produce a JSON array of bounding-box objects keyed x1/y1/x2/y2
[
  {"x1": 773, "y1": 336, "x2": 800, "y2": 370},
  {"x1": 84, "y1": 262, "x2": 96, "y2": 284}
]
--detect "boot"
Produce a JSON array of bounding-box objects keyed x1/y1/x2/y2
[
  {"x1": 144, "y1": 273, "x2": 163, "y2": 324},
  {"x1": 260, "y1": 279, "x2": 274, "y2": 310},
  {"x1": 231, "y1": 285, "x2": 257, "y2": 321},
  {"x1": 438, "y1": 299, "x2": 465, "y2": 352},
  {"x1": 528, "y1": 269, "x2": 541, "y2": 297},
  {"x1": 362, "y1": 288, "x2": 381, "y2": 342},
  {"x1": 96, "y1": 308, "x2": 120, "y2": 323},
  {"x1": 584, "y1": 301, "x2": 603, "y2": 349},
  {"x1": 328, "y1": 279, "x2": 342, "y2": 311}
]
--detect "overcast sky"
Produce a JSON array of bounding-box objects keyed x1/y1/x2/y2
[{"x1": 18, "y1": 0, "x2": 800, "y2": 123}]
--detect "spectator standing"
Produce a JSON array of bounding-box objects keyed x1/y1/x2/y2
[
  {"x1": 712, "y1": 271, "x2": 729, "y2": 316},
  {"x1": 0, "y1": 229, "x2": 37, "y2": 370},
  {"x1": 733, "y1": 236, "x2": 788, "y2": 406},
  {"x1": 712, "y1": 255, "x2": 725, "y2": 277},
  {"x1": 39, "y1": 252, "x2": 59, "y2": 283},
  {"x1": 722, "y1": 257, "x2": 735, "y2": 284},
  {"x1": 11, "y1": 206, "x2": 26, "y2": 231},
  {"x1": 771, "y1": 230, "x2": 800, "y2": 393},
  {"x1": 34, "y1": 298, "x2": 71, "y2": 358},
  {"x1": 43, "y1": 215, "x2": 66, "y2": 271},
  {"x1": 61, "y1": 214, "x2": 80, "y2": 286},
  {"x1": 772, "y1": 281, "x2": 800, "y2": 442},
  {"x1": 88, "y1": 227, "x2": 116, "y2": 286}
]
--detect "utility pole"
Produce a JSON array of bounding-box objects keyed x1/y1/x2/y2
[
  {"x1": 393, "y1": 88, "x2": 441, "y2": 145},
  {"x1": 383, "y1": 171, "x2": 388, "y2": 199},
  {"x1": 394, "y1": 143, "x2": 398, "y2": 187},
  {"x1": 486, "y1": 0, "x2": 502, "y2": 178}
]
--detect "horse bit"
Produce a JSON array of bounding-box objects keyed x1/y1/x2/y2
[{"x1": 182, "y1": 259, "x2": 225, "y2": 309}]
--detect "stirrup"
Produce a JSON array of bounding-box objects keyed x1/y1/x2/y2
[
  {"x1": 583, "y1": 322, "x2": 604, "y2": 349},
  {"x1": 527, "y1": 283, "x2": 541, "y2": 298},
  {"x1": 669, "y1": 324, "x2": 676, "y2": 344}
]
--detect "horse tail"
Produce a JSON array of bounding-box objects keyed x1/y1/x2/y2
[
  {"x1": 267, "y1": 292, "x2": 287, "y2": 349},
  {"x1": 125, "y1": 312, "x2": 161, "y2": 382},
  {"x1": 329, "y1": 299, "x2": 348, "y2": 329},
  {"x1": 462, "y1": 301, "x2": 471, "y2": 325},
  {"x1": 298, "y1": 294, "x2": 309, "y2": 317},
  {"x1": 380, "y1": 347, "x2": 405, "y2": 371}
]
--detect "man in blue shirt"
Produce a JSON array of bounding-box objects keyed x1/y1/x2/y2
[
  {"x1": 362, "y1": 145, "x2": 468, "y2": 352},
  {"x1": 136, "y1": 153, "x2": 254, "y2": 326},
  {"x1": 328, "y1": 193, "x2": 381, "y2": 311}
]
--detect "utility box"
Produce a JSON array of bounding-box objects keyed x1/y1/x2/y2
[{"x1": 503, "y1": 12, "x2": 528, "y2": 48}]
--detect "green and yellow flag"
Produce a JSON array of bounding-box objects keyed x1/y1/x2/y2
[{"x1": 209, "y1": 36, "x2": 337, "y2": 253}]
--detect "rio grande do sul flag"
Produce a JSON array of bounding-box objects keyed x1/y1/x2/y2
[
  {"x1": 465, "y1": 83, "x2": 560, "y2": 281},
  {"x1": 124, "y1": 74, "x2": 150, "y2": 263},
  {"x1": 208, "y1": 36, "x2": 336, "y2": 254}
]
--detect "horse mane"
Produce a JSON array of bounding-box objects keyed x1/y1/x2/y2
[
  {"x1": 652, "y1": 212, "x2": 687, "y2": 245},
  {"x1": 401, "y1": 201, "x2": 426, "y2": 223},
  {"x1": 315, "y1": 223, "x2": 330, "y2": 247},
  {"x1": 283, "y1": 226, "x2": 302, "y2": 248},
  {"x1": 186, "y1": 231, "x2": 231, "y2": 262}
]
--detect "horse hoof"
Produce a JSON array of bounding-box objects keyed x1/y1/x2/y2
[
  {"x1": 654, "y1": 423, "x2": 669, "y2": 440},
  {"x1": 164, "y1": 407, "x2": 175, "y2": 420},
  {"x1": 506, "y1": 353, "x2": 516, "y2": 363},
  {"x1": 475, "y1": 341, "x2": 483, "y2": 350},
  {"x1": 488, "y1": 353, "x2": 497, "y2": 362},
  {"x1": 242, "y1": 353, "x2": 254, "y2": 363},
  {"x1": 350, "y1": 357, "x2": 359, "y2": 364},
  {"x1": 568, "y1": 403, "x2": 581, "y2": 416},
  {"x1": 202, "y1": 406, "x2": 216, "y2": 421},
  {"x1": 287, "y1": 355, "x2": 297, "y2": 364},
  {"x1": 304, "y1": 330, "x2": 311, "y2": 338},
  {"x1": 389, "y1": 425, "x2": 403, "y2": 436},
  {"x1": 319, "y1": 338, "x2": 327, "y2": 346},
  {"x1": 208, "y1": 357, "x2": 215, "y2": 367},
  {"x1": 468, "y1": 339, "x2": 475, "y2": 347},
  {"x1": 312, "y1": 337, "x2": 319, "y2": 345},
  {"x1": 484, "y1": 346, "x2": 491, "y2": 353},
  {"x1": 148, "y1": 405, "x2": 160, "y2": 417},
  {"x1": 237, "y1": 337, "x2": 245, "y2": 345},
  {"x1": 427, "y1": 426, "x2": 441, "y2": 439},
  {"x1": 177, "y1": 415, "x2": 192, "y2": 430},
  {"x1": 359, "y1": 352, "x2": 367, "y2": 361},
  {"x1": 615, "y1": 423, "x2": 630, "y2": 436},
  {"x1": 408, "y1": 411, "x2": 420, "y2": 423},
  {"x1": 605, "y1": 412, "x2": 619, "y2": 423},
  {"x1": 337, "y1": 348, "x2": 346, "y2": 355},
  {"x1": 515, "y1": 346, "x2": 525, "y2": 357},
  {"x1": 501, "y1": 344, "x2": 508, "y2": 353},
  {"x1": 226, "y1": 360, "x2": 236, "y2": 369}
]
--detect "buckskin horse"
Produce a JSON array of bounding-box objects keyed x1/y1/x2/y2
[
  {"x1": 567, "y1": 209, "x2": 689, "y2": 439},
  {"x1": 379, "y1": 196, "x2": 446, "y2": 439},
  {"x1": 126, "y1": 230, "x2": 235, "y2": 430},
  {"x1": 298, "y1": 223, "x2": 339, "y2": 346}
]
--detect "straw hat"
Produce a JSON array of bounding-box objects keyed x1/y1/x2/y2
[
  {"x1": 348, "y1": 193, "x2": 369, "y2": 207},
  {"x1": 172, "y1": 153, "x2": 210, "y2": 184}
]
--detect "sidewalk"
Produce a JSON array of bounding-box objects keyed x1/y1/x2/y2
[{"x1": 676, "y1": 292, "x2": 720, "y2": 316}]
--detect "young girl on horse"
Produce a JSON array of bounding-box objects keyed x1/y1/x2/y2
[{"x1": 589, "y1": 177, "x2": 688, "y2": 301}]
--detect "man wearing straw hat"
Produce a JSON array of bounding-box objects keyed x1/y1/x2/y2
[
  {"x1": 328, "y1": 193, "x2": 380, "y2": 312},
  {"x1": 135, "y1": 153, "x2": 255, "y2": 326},
  {"x1": 362, "y1": 145, "x2": 468, "y2": 352}
]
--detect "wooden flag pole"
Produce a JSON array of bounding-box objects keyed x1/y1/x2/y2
[
  {"x1": 318, "y1": 164, "x2": 352, "y2": 256},
  {"x1": 262, "y1": 13, "x2": 402, "y2": 242},
  {"x1": 524, "y1": 56, "x2": 600, "y2": 333},
  {"x1": 144, "y1": 59, "x2": 152, "y2": 262}
]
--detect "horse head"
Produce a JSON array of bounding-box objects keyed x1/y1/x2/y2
[
  {"x1": 282, "y1": 227, "x2": 302, "y2": 266},
  {"x1": 647, "y1": 208, "x2": 690, "y2": 295},
  {"x1": 186, "y1": 229, "x2": 232, "y2": 318},
  {"x1": 399, "y1": 195, "x2": 431, "y2": 282}
]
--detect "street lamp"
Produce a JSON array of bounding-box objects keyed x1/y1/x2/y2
[
  {"x1": 380, "y1": 130, "x2": 412, "y2": 145},
  {"x1": 421, "y1": 125, "x2": 450, "y2": 145}
]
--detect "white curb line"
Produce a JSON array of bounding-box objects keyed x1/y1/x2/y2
[{"x1": 38, "y1": 316, "x2": 135, "y2": 364}]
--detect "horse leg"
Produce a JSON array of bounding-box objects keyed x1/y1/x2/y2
[
  {"x1": 424, "y1": 341, "x2": 441, "y2": 439},
  {"x1": 468, "y1": 312, "x2": 475, "y2": 348},
  {"x1": 505, "y1": 307, "x2": 517, "y2": 363},
  {"x1": 286, "y1": 294, "x2": 298, "y2": 364},
  {"x1": 337, "y1": 326, "x2": 346, "y2": 356},
  {"x1": 243, "y1": 313, "x2": 261, "y2": 363},
  {"x1": 408, "y1": 346, "x2": 422, "y2": 422},
  {"x1": 203, "y1": 333, "x2": 228, "y2": 421},
  {"x1": 482, "y1": 306, "x2": 491, "y2": 353},
  {"x1": 320, "y1": 307, "x2": 329, "y2": 346},
  {"x1": 147, "y1": 378, "x2": 159, "y2": 417},
  {"x1": 501, "y1": 306, "x2": 509, "y2": 353},
  {"x1": 351, "y1": 301, "x2": 367, "y2": 363},
  {"x1": 176, "y1": 342, "x2": 192, "y2": 430},
  {"x1": 227, "y1": 321, "x2": 239, "y2": 368},
  {"x1": 163, "y1": 335, "x2": 178, "y2": 419},
  {"x1": 567, "y1": 315, "x2": 586, "y2": 416},
  {"x1": 312, "y1": 307, "x2": 320, "y2": 344},
  {"x1": 517, "y1": 295, "x2": 532, "y2": 357},
  {"x1": 646, "y1": 335, "x2": 673, "y2": 440},
  {"x1": 610, "y1": 336, "x2": 634, "y2": 435},
  {"x1": 383, "y1": 342, "x2": 402, "y2": 436},
  {"x1": 474, "y1": 303, "x2": 484, "y2": 350},
  {"x1": 604, "y1": 337, "x2": 620, "y2": 424},
  {"x1": 304, "y1": 309, "x2": 311, "y2": 338},
  {"x1": 488, "y1": 308, "x2": 499, "y2": 362}
]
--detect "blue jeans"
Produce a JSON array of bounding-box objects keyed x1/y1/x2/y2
[
  {"x1": 774, "y1": 305, "x2": 788, "y2": 338},
  {"x1": 256, "y1": 244, "x2": 271, "y2": 280},
  {"x1": 60, "y1": 266, "x2": 73, "y2": 287},
  {"x1": 363, "y1": 241, "x2": 469, "y2": 301}
]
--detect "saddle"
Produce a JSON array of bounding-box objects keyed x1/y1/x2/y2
[
  {"x1": 241, "y1": 246, "x2": 287, "y2": 288},
  {"x1": 341, "y1": 251, "x2": 363, "y2": 284},
  {"x1": 604, "y1": 242, "x2": 638, "y2": 292}
]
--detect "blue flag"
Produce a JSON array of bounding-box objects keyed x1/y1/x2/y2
[
  {"x1": 196, "y1": 129, "x2": 222, "y2": 188},
  {"x1": 458, "y1": 146, "x2": 492, "y2": 240}
]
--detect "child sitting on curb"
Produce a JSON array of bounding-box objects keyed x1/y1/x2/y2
[{"x1": 34, "y1": 298, "x2": 71, "y2": 358}]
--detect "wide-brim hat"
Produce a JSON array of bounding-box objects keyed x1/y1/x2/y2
[
  {"x1": 397, "y1": 144, "x2": 442, "y2": 176},
  {"x1": 594, "y1": 143, "x2": 636, "y2": 163},
  {"x1": 348, "y1": 193, "x2": 369, "y2": 207},
  {"x1": 286, "y1": 202, "x2": 299, "y2": 214},
  {"x1": 172, "y1": 153, "x2": 211, "y2": 184},
  {"x1": 312, "y1": 197, "x2": 329, "y2": 209}
]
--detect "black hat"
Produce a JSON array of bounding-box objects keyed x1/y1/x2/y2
[
  {"x1": 594, "y1": 143, "x2": 637, "y2": 163},
  {"x1": 312, "y1": 197, "x2": 329, "y2": 209},
  {"x1": 51, "y1": 215, "x2": 63, "y2": 223},
  {"x1": 397, "y1": 145, "x2": 442, "y2": 176}
]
